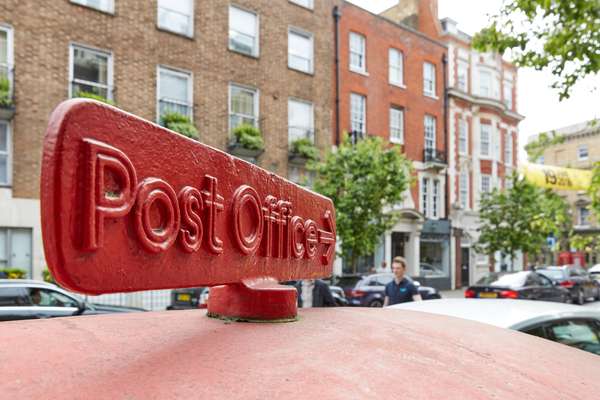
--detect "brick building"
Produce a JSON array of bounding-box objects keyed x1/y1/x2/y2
[
  {"x1": 440, "y1": 18, "x2": 524, "y2": 286},
  {"x1": 0, "y1": 0, "x2": 336, "y2": 278},
  {"x1": 335, "y1": 1, "x2": 450, "y2": 288},
  {"x1": 534, "y1": 120, "x2": 600, "y2": 265}
]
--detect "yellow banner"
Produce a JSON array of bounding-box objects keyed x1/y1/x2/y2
[{"x1": 521, "y1": 163, "x2": 592, "y2": 191}]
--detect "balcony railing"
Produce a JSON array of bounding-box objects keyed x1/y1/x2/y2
[{"x1": 423, "y1": 148, "x2": 447, "y2": 165}]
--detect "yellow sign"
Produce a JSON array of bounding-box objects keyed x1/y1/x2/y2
[{"x1": 521, "y1": 163, "x2": 592, "y2": 191}]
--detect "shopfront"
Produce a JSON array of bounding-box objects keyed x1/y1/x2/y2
[{"x1": 419, "y1": 220, "x2": 451, "y2": 290}]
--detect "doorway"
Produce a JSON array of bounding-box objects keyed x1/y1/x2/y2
[
  {"x1": 391, "y1": 232, "x2": 406, "y2": 260},
  {"x1": 460, "y1": 247, "x2": 470, "y2": 287}
]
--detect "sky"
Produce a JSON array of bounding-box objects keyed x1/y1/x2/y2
[{"x1": 347, "y1": 0, "x2": 600, "y2": 160}]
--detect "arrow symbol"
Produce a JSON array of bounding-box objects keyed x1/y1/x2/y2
[{"x1": 318, "y1": 210, "x2": 336, "y2": 265}]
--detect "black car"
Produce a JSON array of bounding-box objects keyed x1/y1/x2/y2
[
  {"x1": 331, "y1": 274, "x2": 365, "y2": 299},
  {"x1": 167, "y1": 287, "x2": 207, "y2": 310},
  {"x1": 347, "y1": 273, "x2": 441, "y2": 307},
  {"x1": 0, "y1": 279, "x2": 146, "y2": 321},
  {"x1": 537, "y1": 266, "x2": 600, "y2": 305},
  {"x1": 464, "y1": 271, "x2": 570, "y2": 302}
]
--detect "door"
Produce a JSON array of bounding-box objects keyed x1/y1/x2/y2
[
  {"x1": 391, "y1": 232, "x2": 406, "y2": 260},
  {"x1": 461, "y1": 247, "x2": 470, "y2": 287}
]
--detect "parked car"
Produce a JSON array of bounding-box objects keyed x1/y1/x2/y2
[
  {"x1": 0, "y1": 279, "x2": 145, "y2": 321},
  {"x1": 464, "y1": 271, "x2": 570, "y2": 303},
  {"x1": 329, "y1": 285, "x2": 348, "y2": 306},
  {"x1": 166, "y1": 287, "x2": 206, "y2": 310},
  {"x1": 331, "y1": 274, "x2": 364, "y2": 299},
  {"x1": 537, "y1": 266, "x2": 600, "y2": 305},
  {"x1": 590, "y1": 265, "x2": 600, "y2": 282},
  {"x1": 391, "y1": 299, "x2": 600, "y2": 356},
  {"x1": 348, "y1": 273, "x2": 441, "y2": 307}
]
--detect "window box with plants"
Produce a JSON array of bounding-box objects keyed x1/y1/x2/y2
[
  {"x1": 0, "y1": 75, "x2": 15, "y2": 120},
  {"x1": 160, "y1": 111, "x2": 199, "y2": 141},
  {"x1": 288, "y1": 138, "x2": 319, "y2": 165},
  {"x1": 228, "y1": 124, "x2": 265, "y2": 159},
  {"x1": 73, "y1": 90, "x2": 116, "y2": 106}
]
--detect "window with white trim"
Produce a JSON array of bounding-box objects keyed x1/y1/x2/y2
[
  {"x1": 0, "y1": 26, "x2": 13, "y2": 103},
  {"x1": 0, "y1": 122, "x2": 10, "y2": 186},
  {"x1": 350, "y1": 93, "x2": 366, "y2": 135},
  {"x1": 503, "y1": 81, "x2": 513, "y2": 109},
  {"x1": 289, "y1": 0, "x2": 313, "y2": 9},
  {"x1": 505, "y1": 173, "x2": 514, "y2": 189},
  {"x1": 459, "y1": 171, "x2": 468, "y2": 209},
  {"x1": 578, "y1": 145, "x2": 589, "y2": 161},
  {"x1": 157, "y1": 0, "x2": 194, "y2": 37},
  {"x1": 69, "y1": 44, "x2": 112, "y2": 100},
  {"x1": 424, "y1": 115, "x2": 436, "y2": 151},
  {"x1": 157, "y1": 66, "x2": 193, "y2": 122},
  {"x1": 479, "y1": 69, "x2": 492, "y2": 97},
  {"x1": 432, "y1": 179, "x2": 440, "y2": 219},
  {"x1": 389, "y1": 48, "x2": 403, "y2": 86},
  {"x1": 229, "y1": 84, "x2": 258, "y2": 131},
  {"x1": 458, "y1": 118, "x2": 468, "y2": 155},
  {"x1": 349, "y1": 32, "x2": 366, "y2": 73},
  {"x1": 229, "y1": 6, "x2": 259, "y2": 57},
  {"x1": 480, "y1": 123, "x2": 491, "y2": 157},
  {"x1": 505, "y1": 132, "x2": 513, "y2": 166},
  {"x1": 288, "y1": 28, "x2": 313, "y2": 74},
  {"x1": 421, "y1": 177, "x2": 429, "y2": 216},
  {"x1": 71, "y1": 0, "x2": 114, "y2": 13},
  {"x1": 457, "y1": 61, "x2": 468, "y2": 92},
  {"x1": 579, "y1": 207, "x2": 590, "y2": 226},
  {"x1": 481, "y1": 174, "x2": 491, "y2": 193},
  {"x1": 389, "y1": 107, "x2": 404, "y2": 144},
  {"x1": 423, "y1": 62, "x2": 436, "y2": 97},
  {"x1": 288, "y1": 99, "x2": 314, "y2": 144}
]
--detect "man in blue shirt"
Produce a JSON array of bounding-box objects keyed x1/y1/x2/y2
[{"x1": 383, "y1": 256, "x2": 422, "y2": 306}]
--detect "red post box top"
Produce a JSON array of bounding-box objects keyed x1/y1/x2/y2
[{"x1": 1, "y1": 308, "x2": 599, "y2": 399}]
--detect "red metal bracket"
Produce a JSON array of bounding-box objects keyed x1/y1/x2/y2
[{"x1": 207, "y1": 278, "x2": 298, "y2": 322}]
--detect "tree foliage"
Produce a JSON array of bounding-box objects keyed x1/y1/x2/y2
[
  {"x1": 475, "y1": 173, "x2": 570, "y2": 266},
  {"x1": 524, "y1": 131, "x2": 565, "y2": 162},
  {"x1": 311, "y1": 136, "x2": 413, "y2": 272},
  {"x1": 473, "y1": 0, "x2": 600, "y2": 100}
]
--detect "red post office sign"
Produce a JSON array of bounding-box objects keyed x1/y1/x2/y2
[{"x1": 41, "y1": 100, "x2": 335, "y2": 303}]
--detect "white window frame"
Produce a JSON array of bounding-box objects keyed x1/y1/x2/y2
[
  {"x1": 0, "y1": 121, "x2": 11, "y2": 186},
  {"x1": 503, "y1": 81, "x2": 513, "y2": 109},
  {"x1": 289, "y1": 0, "x2": 314, "y2": 9},
  {"x1": 423, "y1": 62, "x2": 436, "y2": 97},
  {"x1": 229, "y1": 5, "x2": 260, "y2": 57},
  {"x1": 480, "y1": 123, "x2": 491, "y2": 158},
  {"x1": 481, "y1": 174, "x2": 491, "y2": 194},
  {"x1": 505, "y1": 132, "x2": 513, "y2": 166},
  {"x1": 421, "y1": 177, "x2": 429, "y2": 216},
  {"x1": 0, "y1": 25, "x2": 14, "y2": 101},
  {"x1": 288, "y1": 98, "x2": 314, "y2": 144},
  {"x1": 424, "y1": 115, "x2": 436, "y2": 151},
  {"x1": 68, "y1": 43, "x2": 113, "y2": 100},
  {"x1": 349, "y1": 32, "x2": 366, "y2": 74},
  {"x1": 229, "y1": 83, "x2": 259, "y2": 134},
  {"x1": 459, "y1": 171, "x2": 469, "y2": 209},
  {"x1": 458, "y1": 118, "x2": 468, "y2": 155},
  {"x1": 579, "y1": 207, "x2": 590, "y2": 226},
  {"x1": 389, "y1": 48, "x2": 404, "y2": 87},
  {"x1": 578, "y1": 145, "x2": 589, "y2": 161},
  {"x1": 432, "y1": 179, "x2": 440, "y2": 219},
  {"x1": 157, "y1": 0, "x2": 194, "y2": 37},
  {"x1": 479, "y1": 69, "x2": 492, "y2": 98},
  {"x1": 156, "y1": 65, "x2": 193, "y2": 123},
  {"x1": 350, "y1": 93, "x2": 366, "y2": 135},
  {"x1": 457, "y1": 60, "x2": 468, "y2": 92},
  {"x1": 389, "y1": 107, "x2": 404, "y2": 144},
  {"x1": 70, "y1": 0, "x2": 114, "y2": 14},
  {"x1": 288, "y1": 27, "x2": 314, "y2": 74},
  {"x1": 421, "y1": 177, "x2": 442, "y2": 219}
]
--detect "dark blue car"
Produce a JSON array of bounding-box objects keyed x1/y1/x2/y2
[{"x1": 347, "y1": 273, "x2": 441, "y2": 307}]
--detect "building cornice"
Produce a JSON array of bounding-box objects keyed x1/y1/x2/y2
[{"x1": 448, "y1": 88, "x2": 525, "y2": 122}]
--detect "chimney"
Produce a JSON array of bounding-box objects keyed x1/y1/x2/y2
[{"x1": 380, "y1": 0, "x2": 442, "y2": 38}]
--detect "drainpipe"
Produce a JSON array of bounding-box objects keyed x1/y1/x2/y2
[
  {"x1": 442, "y1": 53, "x2": 449, "y2": 219},
  {"x1": 333, "y1": 5, "x2": 342, "y2": 146}
]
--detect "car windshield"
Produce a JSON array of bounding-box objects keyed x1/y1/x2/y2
[
  {"x1": 537, "y1": 269, "x2": 565, "y2": 280},
  {"x1": 476, "y1": 272, "x2": 528, "y2": 287}
]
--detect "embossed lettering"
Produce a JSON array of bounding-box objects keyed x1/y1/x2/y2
[
  {"x1": 83, "y1": 138, "x2": 138, "y2": 251},
  {"x1": 262, "y1": 195, "x2": 279, "y2": 257},
  {"x1": 290, "y1": 216, "x2": 305, "y2": 259},
  {"x1": 178, "y1": 186, "x2": 204, "y2": 253},
  {"x1": 134, "y1": 178, "x2": 180, "y2": 253},
  {"x1": 232, "y1": 185, "x2": 263, "y2": 255},
  {"x1": 304, "y1": 219, "x2": 318, "y2": 259},
  {"x1": 202, "y1": 175, "x2": 224, "y2": 254}
]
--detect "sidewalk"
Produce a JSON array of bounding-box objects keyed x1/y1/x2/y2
[{"x1": 440, "y1": 289, "x2": 464, "y2": 299}]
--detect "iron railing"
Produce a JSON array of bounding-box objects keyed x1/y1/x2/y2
[{"x1": 423, "y1": 148, "x2": 447, "y2": 164}]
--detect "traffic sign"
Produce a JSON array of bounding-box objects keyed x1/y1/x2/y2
[{"x1": 41, "y1": 100, "x2": 336, "y2": 320}]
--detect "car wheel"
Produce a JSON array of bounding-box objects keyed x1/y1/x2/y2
[
  {"x1": 576, "y1": 288, "x2": 585, "y2": 305},
  {"x1": 369, "y1": 300, "x2": 383, "y2": 308}
]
